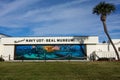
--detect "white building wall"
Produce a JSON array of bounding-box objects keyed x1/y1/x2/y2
[
  {"x1": 86, "y1": 44, "x2": 108, "y2": 54},
  {"x1": 108, "y1": 39, "x2": 120, "y2": 52},
  {"x1": 96, "y1": 44, "x2": 108, "y2": 51},
  {"x1": 0, "y1": 45, "x2": 3, "y2": 57},
  {"x1": 0, "y1": 36, "x2": 120, "y2": 61},
  {"x1": 2, "y1": 45, "x2": 14, "y2": 61},
  {"x1": 0, "y1": 36, "x2": 99, "y2": 61},
  {"x1": 0, "y1": 39, "x2": 3, "y2": 57},
  {"x1": 86, "y1": 44, "x2": 97, "y2": 59},
  {"x1": 108, "y1": 44, "x2": 120, "y2": 52},
  {"x1": 86, "y1": 43, "x2": 120, "y2": 60}
]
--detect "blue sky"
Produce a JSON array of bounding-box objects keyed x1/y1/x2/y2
[{"x1": 0, "y1": 0, "x2": 120, "y2": 42}]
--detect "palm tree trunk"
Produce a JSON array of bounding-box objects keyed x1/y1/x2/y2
[{"x1": 102, "y1": 21, "x2": 120, "y2": 60}]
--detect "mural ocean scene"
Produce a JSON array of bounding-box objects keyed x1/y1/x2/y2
[{"x1": 15, "y1": 45, "x2": 86, "y2": 60}]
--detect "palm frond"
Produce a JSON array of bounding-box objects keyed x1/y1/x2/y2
[{"x1": 93, "y1": 1, "x2": 116, "y2": 16}]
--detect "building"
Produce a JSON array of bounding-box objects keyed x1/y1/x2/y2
[{"x1": 0, "y1": 34, "x2": 120, "y2": 61}]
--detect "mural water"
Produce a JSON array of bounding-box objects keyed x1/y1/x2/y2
[{"x1": 15, "y1": 45, "x2": 86, "y2": 60}]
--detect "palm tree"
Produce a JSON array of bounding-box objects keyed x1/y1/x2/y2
[{"x1": 93, "y1": 1, "x2": 120, "y2": 60}]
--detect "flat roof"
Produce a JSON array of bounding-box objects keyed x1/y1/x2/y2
[{"x1": 1, "y1": 36, "x2": 99, "y2": 45}]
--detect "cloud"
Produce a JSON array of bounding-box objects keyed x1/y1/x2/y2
[
  {"x1": 0, "y1": 0, "x2": 92, "y2": 28},
  {"x1": 108, "y1": 0, "x2": 120, "y2": 5},
  {"x1": 0, "y1": 0, "x2": 41, "y2": 16},
  {"x1": 21, "y1": 0, "x2": 91, "y2": 22},
  {"x1": 28, "y1": 0, "x2": 101, "y2": 36},
  {"x1": 0, "y1": 0, "x2": 119, "y2": 42},
  {"x1": 0, "y1": 0, "x2": 42, "y2": 28}
]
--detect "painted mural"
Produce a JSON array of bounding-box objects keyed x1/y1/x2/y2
[{"x1": 15, "y1": 45, "x2": 86, "y2": 60}]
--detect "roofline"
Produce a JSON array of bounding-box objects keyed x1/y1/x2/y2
[
  {"x1": 7, "y1": 35, "x2": 98, "y2": 37},
  {"x1": 0, "y1": 33, "x2": 11, "y2": 37}
]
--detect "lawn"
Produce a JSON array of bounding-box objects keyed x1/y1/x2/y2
[{"x1": 0, "y1": 61, "x2": 120, "y2": 80}]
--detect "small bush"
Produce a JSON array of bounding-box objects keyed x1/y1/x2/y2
[
  {"x1": 0, "y1": 57, "x2": 4, "y2": 62},
  {"x1": 97, "y1": 57, "x2": 116, "y2": 61},
  {"x1": 97, "y1": 58, "x2": 109, "y2": 61}
]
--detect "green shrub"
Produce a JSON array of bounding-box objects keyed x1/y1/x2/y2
[{"x1": 0, "y1": 57, "x2": 4, "y2": 61}]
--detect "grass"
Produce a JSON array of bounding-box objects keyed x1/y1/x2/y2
[{"x1": 0, "y1": 61, "x2": 120, "y2": 80}]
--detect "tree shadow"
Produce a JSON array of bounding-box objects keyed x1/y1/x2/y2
[
  {"x1": 72, "y1": 36, "x2": 88, "y2": 44},
  {"x1": 72, "y1": 36, "x2": 89, "y2": 58}
]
